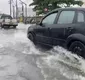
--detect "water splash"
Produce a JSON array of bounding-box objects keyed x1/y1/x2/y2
[{"x1": 36, "y1": 46, "x2": 85, "y2": 80}]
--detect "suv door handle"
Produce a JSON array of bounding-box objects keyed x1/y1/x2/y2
[{"x1": 67, "y1": 27, "x2": 74, "y2": 30}]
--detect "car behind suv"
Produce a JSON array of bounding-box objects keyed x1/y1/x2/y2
[
  {"x1": 0, "y1": 14, "x2": 18, "y2": 28},
  {"x1": 27, "y1": 8, "x2": 85, "y2": 58}
]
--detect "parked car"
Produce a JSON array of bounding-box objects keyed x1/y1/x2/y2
[
  {"x1": 27, "y1": 8, "x2": 85, "y2": 58},
  {"x1": 0, "y1": 14, "x2": 18, "y2": 28}
]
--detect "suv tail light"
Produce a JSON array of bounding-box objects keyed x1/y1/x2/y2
[
  {"x1": 0, "y1": 19, "x2": 4, "y2": 22},
  {"x1": 12, "y1": 19, "x2": 17, "y2": 23}
]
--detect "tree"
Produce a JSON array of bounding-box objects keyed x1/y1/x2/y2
[{"x1": 30, "y1": 0, "x2": 83, "y2": 15}]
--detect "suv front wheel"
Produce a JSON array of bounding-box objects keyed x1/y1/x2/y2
[
  {"x1": 69, "y1": 41, "x2": 85, "y2": 58},
  {"x1": 28, "y1": 33, "x2": 36, "y2": 44}
]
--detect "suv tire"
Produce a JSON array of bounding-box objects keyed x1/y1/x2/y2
[
  {"x1": 13, "y1": 26, "x2": 16, "y2": 29},
  {"x1": 69, "y1": 41, "x2": 85, "y2": 58},
  {"x1": 28, "y1": 33, "x2": 36, "y2": 44},
  {"x1": 4, "y1": 26, "x2": 10, "y2": 29},
  {"x1": 1, "y1": 25, "x2": 4, "y2": 28}
]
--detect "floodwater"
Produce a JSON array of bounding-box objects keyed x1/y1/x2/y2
[{"x1": 0, "y1": 23, "x2": 84, "y2": 80}]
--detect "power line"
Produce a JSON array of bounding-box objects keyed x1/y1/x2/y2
[
  {"x1": 19, "y1": 0, "x2": 27, "y2": 22},
  {"x1": 9, "y1": 0, "x2": 16, "y2": 17},
  {"x1": 12, "y1": 0, "x2": 16, "y2": 6},
  {"x1": 19, "y1": 0, "x2": 27, "y2": 17},
  {"x1": 9, "y1": 0, "x2": 27, "y2": 21}
]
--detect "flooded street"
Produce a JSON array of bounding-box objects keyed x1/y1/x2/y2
[{"x1": 0, "y1": 23, "x2": 85, "y2": 80}]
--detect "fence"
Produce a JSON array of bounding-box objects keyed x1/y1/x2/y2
[{"x1": 18, "y1": 16, "x2": 43, "y2": 24}]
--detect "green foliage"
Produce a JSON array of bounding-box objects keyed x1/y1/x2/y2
[{"x1": 30, "y1": 0, "x2": 83, "y2": 15}]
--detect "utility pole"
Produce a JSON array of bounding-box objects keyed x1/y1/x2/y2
[
  {"x1": 22, "y1": 4, "x2": 24, "y2": 20},
  {"x1": 19, "y1": 0, "x2": 27, "y2": 23},
  {"x1": 19, "y1": 0, "x2": 24, "y2": 22},
  {"x1": 25, "y1": 4, "x2": 27, "y2": 19},
  {"x1": 25, "y1": 4, "x2": 27, "y2": 23},
  {"x1": 10, "y1": 0, "x2": 12, "y2": 16},
  {"x1": 16, "y1": 0, "x2": 18, "y2": 19},
  {"x1": 13, "y1": 5, "x2": 15, "y2": 18}
]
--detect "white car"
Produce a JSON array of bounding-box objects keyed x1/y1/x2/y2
[{"x1": 0, "y1": 14, "x2": 18, "y2": 28}]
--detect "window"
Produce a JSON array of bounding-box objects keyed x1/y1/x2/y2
[
  {"x1": 58, "y1": 11, "x2": 75, "y2": 24},
  {"x1": 42, "y1": 13, "x2": 57, "y2": 25},
  {"x1": 1, "y1": 15, "x2": 12, "y2": 19},
  {"x1": 77, "y1": 11, "x2": 85, "y2": 22}
]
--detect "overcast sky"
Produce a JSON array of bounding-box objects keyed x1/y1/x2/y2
[
  {"x1": 0, "y1": 0, "x2": 33, "y2": 14},
  {"x1": 0, "y1": 0, "x2": 85, "y2": 15}
]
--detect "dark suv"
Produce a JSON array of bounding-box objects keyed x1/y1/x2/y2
[{"x1": 27, "y1": 8, "x2": 85, "y2": 57}]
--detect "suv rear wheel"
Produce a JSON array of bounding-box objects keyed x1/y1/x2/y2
[
  {"x1": 1, "y1": 25, "x2": 4, "y2": 28},
  {"x1": 69, "y1": 41, "x2": 85, "y2": 58},
  {"x1": 1, "y1": 24, "x2": 4, "y2": 28},
  {"x1": 13, "y1": 26, "x2": 16, "y2": 29},
  {"x1": 4, "y1": 26, "x2": 10, "y2": 29}
]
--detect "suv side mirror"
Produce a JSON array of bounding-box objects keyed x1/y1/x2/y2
[
  {"x1": 36, "y1": 18, "x2": 45, "y2": 27},
  {"x1": 36, "y1": 17, "x2": 43, "y2": 25},
  {"x1": 36, "y1": 21, "x2": 45, "y2": 27},
  {"x1": 36, "y1": 21, "x2": 40, "y2": 25}
]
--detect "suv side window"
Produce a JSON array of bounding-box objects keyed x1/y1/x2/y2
[
  {"x1": 42, "y1": 12, "x2": 57, "y2": 25},
  {"x1": 57, "y1": 11, "x2": 75, "y2": 24},
  {"x1": 77, "y1": 11, "x2": 85, "y2": 23}
]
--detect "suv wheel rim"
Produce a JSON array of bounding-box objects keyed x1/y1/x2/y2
[
  {"x1": 73, "y1": 46, "x2": 83, "y2": 55},
  {"x1": 69, "y1": 41, "x2": 85, "y2": 57}
]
